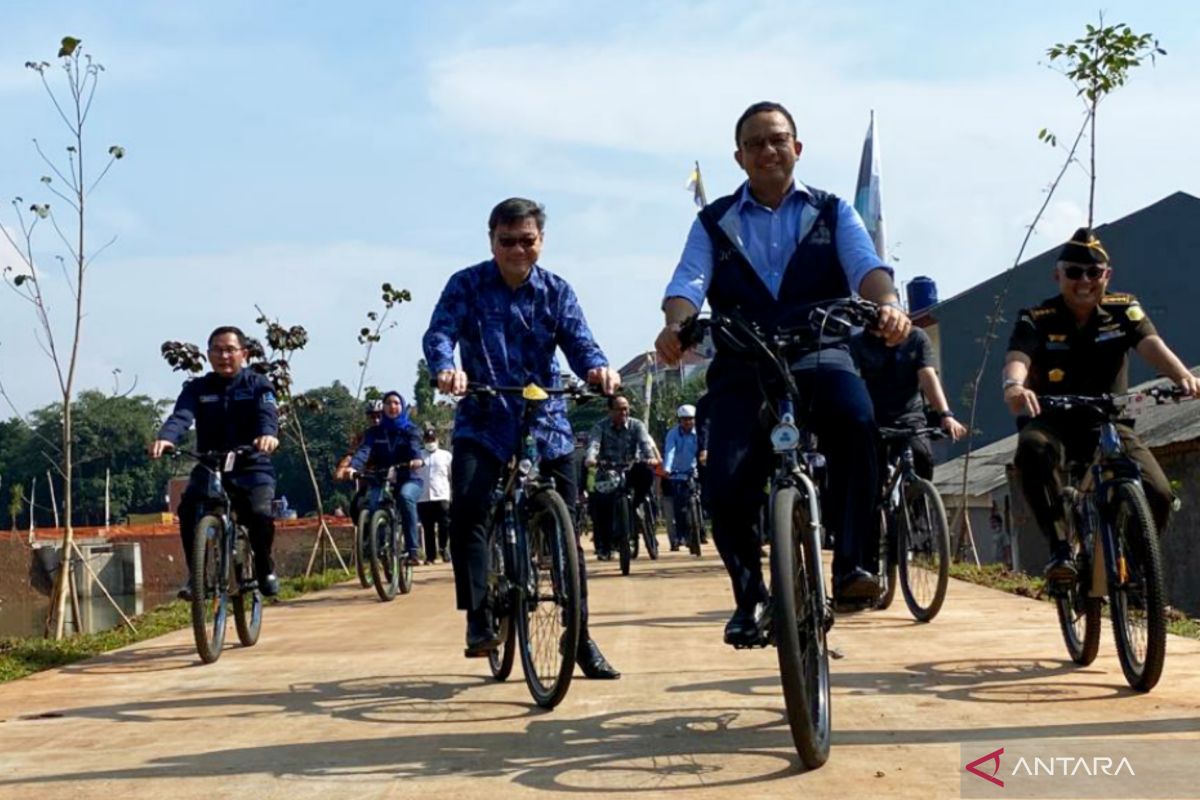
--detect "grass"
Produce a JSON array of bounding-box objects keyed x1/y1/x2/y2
[
  {"x1": 0, "y1": 568, "x2": 353, "y2": 684},
  {"x1": 949, "y1": 561, "x2": 1200, "y2": 640}
]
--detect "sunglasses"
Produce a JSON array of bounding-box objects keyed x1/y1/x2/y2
[
  {"x1": 1062, "y1": 265, "x2": 1108, "y2": 281},
  {"x1": 496, "y1": 235, "x2": 539, "y2": 249}
]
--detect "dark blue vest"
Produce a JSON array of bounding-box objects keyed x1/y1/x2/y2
[{"x1": 698, "y1": 185, "x2": 851, "y2": 390}]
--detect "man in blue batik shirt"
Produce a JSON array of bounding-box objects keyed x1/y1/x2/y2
[
  {"x1": 422, "y1": 197, "x2": 623, "y2": 679},
  {"x1": 656, "y1": 101, "x2": 913, "y2": 644}
]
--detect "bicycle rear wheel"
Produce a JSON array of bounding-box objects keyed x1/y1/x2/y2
[
  {"x1": 1054, "y1": 528, "x2": 1101, "y2": 666},
  {"x1": 617, "y1": 497, "x2": 632, "y2": 576},
  {"x1": 487, "y1": 531, "x2": 516, "y2": 681},
  {"x1": 489, "y1": 613, "x2": 517, "y2": 681},
  {"x1": 898, "y1": 478, "x2": 950, "y2": 622},
  {"x1": 368, "y1": 509, "x2": 399, "y2": 602},
  {"x1": 769, "y1": 486, "x2": 831, "y2": 769},
  {"x1": 231, "y1": 529, "x2": 262, "y2": 647},
  {"x1": 1109, "y1": 481, "x2": 1167, "y2": 692},
  {"x1": 191, "y1": 515, "x2": 229, "y2": 664},
  {"x1": 640, "y1": 500, "x2": 659, "y2": 560},
  {"x1": 517, "y1": 489, "x2": 581, "y2": 709},
  {"x1": 874, "y1": 507, "x2": 898, "y2": 611},
  {"x1": 355, "y1": 509, "x2": 371, "y2": 588}
]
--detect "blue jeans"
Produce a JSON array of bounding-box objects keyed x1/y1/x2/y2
[{"x1": 368, "y1": 478, "x2": 423, "y2": 555}]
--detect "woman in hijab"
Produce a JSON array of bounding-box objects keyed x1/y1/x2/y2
[{"x1": 350, "y1": 391, "x2": 425, "y2": 561}]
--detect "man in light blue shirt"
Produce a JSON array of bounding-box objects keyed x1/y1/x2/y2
[
  {"x1": 664, "y1": 404, "x2": 700, "y2": 550},
  {"x1": 656, "y1": 101, "x2": 913, "y2": 644}
]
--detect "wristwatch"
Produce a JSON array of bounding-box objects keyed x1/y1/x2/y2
[
  {"x1": 936, "y1": 409, "x2": 955, "y2": 420},
  {"x1": 1002, "y1": 378, "x2": 1024, "y2": 392}
]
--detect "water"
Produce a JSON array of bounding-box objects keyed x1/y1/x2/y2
[{"x1": 0, "y1": 590, "x2": 177, "y2": 638}]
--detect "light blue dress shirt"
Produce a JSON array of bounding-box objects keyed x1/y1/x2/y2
[
  {"x1": 664, "y1": 425, "x2": 699, "y2": 477},
  {"x1": 664, "y1": 181, "x2": 888, "y2": 310}
]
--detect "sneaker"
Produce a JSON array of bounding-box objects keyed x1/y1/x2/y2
[
  {"x1": 1044, "y1": 546, "x2": 1077, "y2": 584},
  {"x1": 259, "y1": 573, "x2": 280, "y2": 597},
  {"x1": 723, "y1": 602, "x2": 768, "y2": 647}
]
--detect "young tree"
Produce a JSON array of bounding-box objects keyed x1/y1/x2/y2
[
  {"x1": 0, "y1": 37, "x2": 126, "y2": 638},
  {"x1": 353, "y1": 282, "x2": 410, "y2": 400}
]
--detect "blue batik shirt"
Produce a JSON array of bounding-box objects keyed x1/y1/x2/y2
[{"x1": 422, "y1": 260, "x2": 608, "y2": 462}]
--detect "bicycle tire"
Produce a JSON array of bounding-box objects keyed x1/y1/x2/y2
[
  {"x1": 355, "y1": 509, "x2": 371, "y2": 588},
  {"x1": 191, "y1": 515, "x2": 228, "y2": 664},
  {"x1": 898, "y1": 478, "x2": 951, "y2": 622},
  {"x1": 874, "y1": 507, "x2": 898, "y2": 611},
  {"x1": 1054, "y1": 536, "x2": 1101, "y2": 666},
  {"x1": 641, "y1": 499, "x2": 660, "y2": 560},
  {"x1": 517, "y1": 489, "x2": 581, "y2": 709},
  {"x1": 688, "y1": 497, "x2": 703, "y2": 557},
  {"x1": 489, "y1": 613, "x2": 517, "y2": 681},
  {"x1": 618, "y1": 496, "x2": 632, "y2": 576},
  {"x1": 369, "y1": 509, "x2": 399, "y2": 602},
  {"x1": 1109, "y1": 481, "x2": 1167, "y2": 691},
  {"x1": 231, "y1": 528, "x2": 262, "y2": 647},
  {"x1": 769, "y1": 486, "x2": 831, "y2": 769}
]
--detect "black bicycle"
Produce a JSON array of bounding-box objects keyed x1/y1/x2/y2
[
  {"x1": 174, "y1": 446, "x2": 263, "y2": 664},
  {"x1": 1041, "y1": 386, "x2": 1187, "y2": 692},
  {"x1": 679, "y1": 298, "x2": 880, "y2": 769},
  {"x1": 873, "y1": 427, "x2": 951, "y2": 622},
  {"x1": 594, "y1": 461, "x2": 656, "y2": 575},
  {"x1": 466, "y1": 382, "x2": 588, "y2": 709},
  {"x1": 352, "y1": 467, "x2": 415, "y2": 601},
  {"x1": 680, "y1": 470, "x2": 705, "y2": 557}
]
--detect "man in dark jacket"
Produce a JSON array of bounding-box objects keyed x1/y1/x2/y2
[{"x1": 151, "y1": 326, "x2": 281, "y2": 596}]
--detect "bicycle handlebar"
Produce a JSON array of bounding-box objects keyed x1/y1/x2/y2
[
  {"x1": 678, "y1": 297, "x2": 881, "y2": 352},
  {"x1": 1039, "y1": 384, "x2": 1192, "y2": 416}
]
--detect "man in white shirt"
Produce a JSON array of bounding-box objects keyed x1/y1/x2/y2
[{"x1": 418, "y1": 427, "x2": 453, "y2": 564}]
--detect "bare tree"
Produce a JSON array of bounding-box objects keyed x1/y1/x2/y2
[
  {"x1": 1, "y1": 37, "x2": 126, "y2": 638},
  {"x1": 353, "y1": 282, "x2": 410, "y2": 401}
]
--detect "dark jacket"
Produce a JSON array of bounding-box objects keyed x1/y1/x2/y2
[
  {"x1": 157, "y1": 369, "x2": 279, "y2": 480},
  {"x1": 350, "y1": 420, "x2": 424, "y2": 483}
]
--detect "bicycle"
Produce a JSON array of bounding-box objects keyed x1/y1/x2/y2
[
  {"x1": 873, "y1": 427, "x2": 951, "y2": 622},
  {"x1": 465, "y1": 381, "x2": 589, "y2": 709},
  {"x1": 353, "y1": 467, "x2": 415, "y2": 602},
  {"x1": 679, "y1": 470, "x2": 705, "y2": 557},
  {"x1": 594, "y1": 461, "x2": 650, "y2": 576},
  {"x1": 635, "y1": 492, "x2": 660, "y2": 561},
  {"x1": 351, "y1": 476, "x2": 372, "y2": 589},
  {"x1": 1040, "y1": 386, "x2": 1187, "y2": 692},
  {"x1": 679, "y1": 297, "x2": 880, "y2": 769},
  {"x1": 173, "y1": 446, "x2": 263, "y2": 664}
]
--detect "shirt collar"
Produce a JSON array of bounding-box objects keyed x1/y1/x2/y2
[
  {"x1": 735, "y1": 180, "x2": 813, "y2": 212},
  {"x1": 487, "y1": 259, "x2": 543, "y2": 292}
]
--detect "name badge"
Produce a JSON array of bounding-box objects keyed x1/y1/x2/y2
[
  {"x1": 199, "y1": 394, "x2": 220, "y2": 403},
  {"x1": 1096, "y1": 330, "x2": 1124, "y2": 343}
]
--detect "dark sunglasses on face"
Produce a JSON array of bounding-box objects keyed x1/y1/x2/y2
[
  {"x1": 496, "y1": 235, "x2": 539, "y2": 249},
  {"x1": 1062, "y1": 264, "x2": 1108, "y2": 281}
]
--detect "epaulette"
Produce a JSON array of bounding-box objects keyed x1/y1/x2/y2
[{"x1": 1029, "y1": 305, "x2": 1057, "y2": 319}]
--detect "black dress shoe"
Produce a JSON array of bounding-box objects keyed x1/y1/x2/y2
[
  {"x1": 259, "y1": 573, "x2": 280, "y2": 597},
  {"x1": 176, "y1": 578, "x2": 193, "y2": 602},
  {"x1": 1044, "y1": 550, "x2": 1078, "y2": 584},
  {"x1": 465, "y1": 610, "x2": 501, "y2": 657},
  {"x1": 576, "y1": 638, "x2": 620, "y2": 679},
  {"x1": 835, "y1": 568, "x2": 880, "y2": 602},
  {"x1": 723, "y1": 602, "x2": 767, "y2": 647}
]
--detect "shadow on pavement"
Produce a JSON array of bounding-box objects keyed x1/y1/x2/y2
[{"x1": 2, "y1": 705, "x2": 804, "y2": 792}]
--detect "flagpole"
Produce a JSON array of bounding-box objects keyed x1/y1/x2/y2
[{"x1": 694, "y1": 161, "x2": 708, "y2": 207}]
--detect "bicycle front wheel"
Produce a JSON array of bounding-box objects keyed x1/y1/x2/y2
[
  {"x1": 517, "y1": 489, "x2": 581, "y2": 709},
  {"x1": 640, "y1": 500, "x2": 659, "y2": 560},
  {"x1": 898, "y1": 477, "x2": 951, "y2": 622},
  {"x1": 1054, "y1": 527, "x2": 1101, "y2": 666},
  {"x1": 769, "y1": 486, "x2": 831, "y2": 769},
  {"x1": 231, "y1": 528, "x2": 262, "y2": 647},
  {"x1": 368, "y1": 509, "x2": 399, "y2": 602},
  {"x1": 688, "y1": 497, "x2": 703, "y2": 557},
  {"x1": 191, "y1": 515, "x2": 229, "y2": 664},
  {"x1": 1109, "y1": 481, "x2": 1167, "y2": 691}
]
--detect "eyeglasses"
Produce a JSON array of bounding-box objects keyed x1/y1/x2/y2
[
  {"x1": 740, "y1": 132, "x2": 795, "y2": 153},
  {"x1": 496, "y1": 235, "x2": 539, "y2": 249},
  {"x1": 1062, "y1": 265, "x2": 1108, "y2": 281},
  {"x1": 208, "y1": 347, "x2": 244, "y2": 357}
]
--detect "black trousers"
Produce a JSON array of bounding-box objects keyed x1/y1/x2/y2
[
  {"x1": 178, "y1": 468, "x2": 275, "y2": 579},
  {"x1": 1015, "y1": 415, "x2": 1174, "y2": 544},
  {"x1": 418, "y1": 500, "x2": 450, "y2": 559},
  {"x1": 881, "y1": 427, "x2": 934, "y2": 481},
  {"x1": 704, "y1": 368, "x2": 879, "y2": 609},
  {"x1": 449, "y1": 439, "x2": 591, "y2": 626}
]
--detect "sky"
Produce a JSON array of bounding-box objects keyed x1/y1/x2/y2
[{"x1": 1, "y1": 0, "x2": 1198, "y2": 414}]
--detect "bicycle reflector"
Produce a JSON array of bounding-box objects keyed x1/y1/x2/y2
[
  {"x1": 522, "y1": 384, "x2": 550, "y2": 401},
  {"x1": 770, "y1": 414, "x2": 801, "y2": 452}
]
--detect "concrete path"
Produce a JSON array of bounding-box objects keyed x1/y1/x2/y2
[{"x1": 2, "y1": 550, "x2": 1199, "y2": 799}]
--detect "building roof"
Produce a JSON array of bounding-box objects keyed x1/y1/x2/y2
[{"x1": 934, "y1": 367, "x2": 1200, "y2": 498}]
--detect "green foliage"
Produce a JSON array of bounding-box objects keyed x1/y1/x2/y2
[
  {"x1": 410, "y1": 359, "x2": 455, "y2": 433},
  {"x1": 271, "y1": 381, "x2": 361, "y2": 514},
  {"x1": 628, "y1": 371, "x2": 708, "y2": 444},
  {"x1": 1047, "y1": 21, "x2": 1165, "y2": 103}
]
